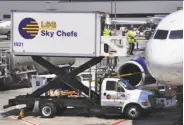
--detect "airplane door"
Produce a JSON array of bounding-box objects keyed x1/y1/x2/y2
[{"x1": 101, "y1": 81, "x2": 117, "y2": 106}]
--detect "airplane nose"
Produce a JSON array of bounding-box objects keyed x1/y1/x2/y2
[
  {"x1": 146, "y1": 39, "x2": 182, "y2": 66},
  {"x1": 146, "y1": 39, "x2": 183, "y2": 84}
]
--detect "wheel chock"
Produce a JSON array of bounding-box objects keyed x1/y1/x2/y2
[{"x1": 17, "y1": 109, "x2": 24, "y2": 120}]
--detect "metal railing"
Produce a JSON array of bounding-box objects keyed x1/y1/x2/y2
[{"x1": 0, "y1": 49, "x2": 10, "y2": 77}]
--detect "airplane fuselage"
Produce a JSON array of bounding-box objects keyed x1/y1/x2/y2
[
  {"x1": 0, "y1": 21, "x2": 10, "y2": 35},
  {"x1": 146, "y1": 39, "x2": 183, "y2": 85},
  {"x1": 145, "y1": 10, "x2": 183, "y2": 86}
]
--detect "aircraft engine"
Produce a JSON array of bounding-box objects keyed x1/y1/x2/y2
[{"x1": 118, "y1": 57, "x2": 156, "y2": 87}]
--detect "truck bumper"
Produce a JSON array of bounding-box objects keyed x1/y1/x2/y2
[{"x1": 143, "y1": 103, "x2": 165, "y2": 114}]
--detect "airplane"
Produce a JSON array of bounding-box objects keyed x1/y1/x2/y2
[
  {"x1": 117, "y1": 10, "x2": 183, "y2": 87},
  {"x1": 145, "y1": 10, "x2": 183, "y2": 121},
  {"x1": 145, "y1": 9, "x2": 183, "y2": 86},
  {"x1": 0, "y1": 21, "x2": 11, "y2": 40}
]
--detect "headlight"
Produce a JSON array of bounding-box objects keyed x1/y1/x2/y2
[{"x1": 142, "y1": 101, "x2": 148, "y2": 106}]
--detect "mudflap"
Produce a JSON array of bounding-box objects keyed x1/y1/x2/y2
[{"x1": 32, "y1": 100, "x2": 40, "y2": 113}]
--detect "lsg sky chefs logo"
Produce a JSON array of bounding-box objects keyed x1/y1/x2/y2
[{"x1": 19, "y1": 17, "x2": 78, "y2": 39}]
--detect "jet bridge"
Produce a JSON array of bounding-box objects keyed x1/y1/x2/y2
[{"x1": 3, "y1": 11, "x2": 128, "y2": 109}]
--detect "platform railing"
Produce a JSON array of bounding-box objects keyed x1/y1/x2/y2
[{"x1": 101, "y1": 36, "x2": 129, "y2": 57}]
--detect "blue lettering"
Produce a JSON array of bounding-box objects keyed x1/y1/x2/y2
[
  {"x1": 74, "y1": 32, "x2": 77, "y2": 37},
  {"x1": 62, "y1": 31, "x2": 67, "y2": 36},
  {"x1": 70, "y1": 31, "x2": 77, "y2": 37},
  {"x1": 67, "y1": 32, "x2": 70, "y2": 37},
  {"x1": 57, "y1": 30, "x2": 61, "y2": 36},
  {"x1": 50, "y1": 32, "x2": 54, "y2": 38},
  {"x1": 45, "y1": 31, "x2": 50, "y2": 36},
  {"x1": 71, "y1": 31, "x2": 74, "y2": 36},
  {"x1": 56, "y1": 30, "x2": 78, "y2": 37},
  {"x1": 13, "y1": 42, "x2": 23, "y2": 47},
  {"x1": 41, "y1": 30, "x2": 45, "y2": 36},
  {"x1": 41, "y1": 30, "x2": 54, "y2": 37}
]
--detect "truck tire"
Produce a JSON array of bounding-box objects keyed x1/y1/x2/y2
[
  {"x1": 40, "y1": 103, "x2": 56, "y2": 118},
  {"x1": 125, "y1": 105, "x2": 141, "y2": 119}
]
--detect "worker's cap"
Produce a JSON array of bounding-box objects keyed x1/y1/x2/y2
[
  {"x1": 129, "y1": 26, "x2": 133, "y2": 30},
  {"x1": 110, "y1": 25, "x2": 115, "y2": 28}
]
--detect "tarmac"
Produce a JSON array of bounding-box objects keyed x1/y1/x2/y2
[
  {"x1": 0, "y1": 35, "x2": 182, "y2": 125},
  {"x1": 0, "y1": 88, "x2": 181, "y2": 125}
]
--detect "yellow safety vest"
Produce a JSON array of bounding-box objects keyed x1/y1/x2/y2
[
  {"x1": 127, "y1": 30, "x2": 136, "y2": 43},
  {"x1": 103, "y1": 28, "x2": 111, "y2": 36}
]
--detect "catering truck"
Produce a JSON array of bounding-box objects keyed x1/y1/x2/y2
[
  {"x1": 4, "y1": 11, "x2": 156, "y2": 119},
  {"x1": 30, "y1": 74, "x2": 154, "y2": 119}
]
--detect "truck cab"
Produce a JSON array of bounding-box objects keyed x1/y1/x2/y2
[{"x1": 101, "y1": 78, "x2": 153, "y2": 119}]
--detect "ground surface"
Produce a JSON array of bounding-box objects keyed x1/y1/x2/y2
[{"x1": 0, "y1": 88, "x2": 181, "y2": 125}]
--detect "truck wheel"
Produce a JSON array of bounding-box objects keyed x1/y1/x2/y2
[
  {"x1": 125, "y1": 105, "x2": 141, "y2": 119},
  {"x1": 40, "y1": 103, "x2": 56, "y2": 118}
]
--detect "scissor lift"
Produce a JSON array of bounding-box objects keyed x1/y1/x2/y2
[
  {"x1": 4, "y1": 56, "x2": 103, "y2": 107},
  {"x1": 3, "y1": 11, "x2": 129, "y2": 118},
  {"x1": 3, "y1": 35, "x2": 129, "y2": 117}
]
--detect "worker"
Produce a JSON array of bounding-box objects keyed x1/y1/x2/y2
[
  {"x1": 120, "y1": 26, "x2": 126, "y2": 36},
  {"x1": 127, "y1": 26, "x2": 136, "y2": 55},
  {"x1": 110, "y1": 25, "x2": 116, "y2": 36},
  {"x1": 133, "y1": 28, "x2": 139, "y2": 49},
  {"x1": 103, "y1": 24, "x2": 111, "y2": 53},
  {"x1": 103, "y1": 24, "x2": 111, "y2": 36}
]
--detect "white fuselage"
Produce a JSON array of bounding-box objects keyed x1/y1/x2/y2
[
  {"x1": 0, "y1": 21, "x2": 11, "y2": 35},
  {"x1": 145, "y1": 10, "x2": 183, "y2": 86}
]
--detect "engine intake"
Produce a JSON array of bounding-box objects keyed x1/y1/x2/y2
[{"x1": 118, "y1": 58, "x2": 156, "y2": 87}]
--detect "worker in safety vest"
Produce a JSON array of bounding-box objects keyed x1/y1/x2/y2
[
  {"x1": 110, "y1": 25, "x2": 117, "y2": 36},
  {"x1": 103, "y1": 24, "x2": 111, "y2": 36},
  {"x1": 127, "y1": 26, "x2": 136, "y2": 55},
  {"x1": 133, "y1": 28, "x2": 139, "y2": 49}
]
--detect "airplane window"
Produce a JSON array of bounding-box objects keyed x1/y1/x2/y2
[
  {"x1": 153, "y1": 30, "x2": 168, "y2": 39},
  {"x1": 169, "y1": 30, "x2": 183, "y2": 39}
]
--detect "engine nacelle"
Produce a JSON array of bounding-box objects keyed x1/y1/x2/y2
[{"x1": 118, "y1": 57, "x2": 156, "y2": 87}]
